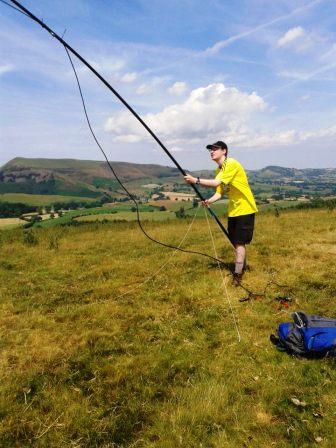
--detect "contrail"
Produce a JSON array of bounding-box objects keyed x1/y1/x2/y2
[
  {"x1": 265, "y1": 61, "x2": 336, "y2": 98},
  {"x1": 118, "y1": 1, "x2": 323, "y2": 78},
  {"x1": 205, "y1": 0, "x2": 324, "y2": 55}
]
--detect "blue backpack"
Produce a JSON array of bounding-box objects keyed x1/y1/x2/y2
[{"x1": 271, "y1": 311, "x2": 336, "y2": 357}]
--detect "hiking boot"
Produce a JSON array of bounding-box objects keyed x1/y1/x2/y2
[{"x1": 232, "y1": 272, "x2": 243, "y2": 287}]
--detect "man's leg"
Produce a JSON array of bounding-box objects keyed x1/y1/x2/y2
[
  {"x1": 232, "y1": 244, "x2": 246, "y2": 286},
  {"x1": 234, "y1": 244, "x2": 246, "y2": 274}
]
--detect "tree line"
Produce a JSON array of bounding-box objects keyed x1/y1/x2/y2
[
  {"x1": 292, "y1": 198, "x2": 335, "y2": 211},
  {"x1": 0, "y1": 202, "x2": 37, "y2": 218},
  {"x1": 0, "y1": 195, "x2": 112, "y2": 218}
]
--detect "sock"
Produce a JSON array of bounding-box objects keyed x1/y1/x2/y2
[{"x1": 235, "y1": 262, "x2": 244, "y2": 274}]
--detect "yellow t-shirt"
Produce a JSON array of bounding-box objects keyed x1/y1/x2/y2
[{"x1": 215, "y1": 158, "x2": 258, "y2": 217}]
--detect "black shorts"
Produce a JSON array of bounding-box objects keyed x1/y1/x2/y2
[{"x1": 228, "y1": 213, "x2": 255, "y2": 245}]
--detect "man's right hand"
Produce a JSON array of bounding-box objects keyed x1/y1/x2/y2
[
  {"x1": 202, "y1": 199, "x2": 210, "y2": 207},
  {"x1": 184, "y1": 174, "x2": 196, "y2": 184}
]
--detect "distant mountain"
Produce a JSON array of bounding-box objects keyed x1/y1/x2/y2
[
  {"x1": 255, "y1": 166, "x2": 304, "y2": 178},
  {"x1": 194, "y1": 165, "x2": 336, "y2": 185},
  {"x1": 247, "y1": 165, "x2": 336, "y2": 182},
  {"x1": 0, "y1": 158, "x2": 335, "y2": 198},
  {"x1": 0, "y1": 157, "x2": 180, "y2": 197}
]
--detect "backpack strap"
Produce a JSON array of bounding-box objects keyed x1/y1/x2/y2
[{"x1": 293, "y1": 311, "x2": 307, "y2": 328}]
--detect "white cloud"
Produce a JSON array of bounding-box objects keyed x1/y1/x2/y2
[
  {"x1": 136, "y1": 83, "x2": 151, "y2": 95},
  {"x1": 277, "y1": 27, "x2": 305, "y2": 47},
  {"x1": 170, "y1": 146, "x2": 184, "y2": 152},
  {"x1": 0, "y1": 64, "x2": 14, "y2": 75},
  {"x1": 135, "y1": 76, "x2": 169, "y2": 95},
  {"x1": 168, "y1": 81, "x2": 188, "y2": 95},
  {"x1": 300, "y1": 94, "x2": 311, "y2": 101},
  {"x1": 269, "y1": 61, "x2": 336, "y2": 98},
  {"x1": 320, "y1": 43, "x2": 336, "y2": 61},
  {"x1": 229, "y1": 124, "x2": 336, "y2": 148},
  {"x1": 77, "y1": 58, "x2": 125, "y2": 76},
  {"x1": 248, "y1": 125, "x2": 336, "y2": 148},
  {"x1": 300, "y1": 124, "x2": 336, "y2": 140},
  {"x1": 245, "y1": 130, "x2": 297, "y2": 147},
  {"x1": 205, "y1": 0, "x2": 322, "y2": 54},
  {"x1": 120, "y1": 72, "x2": 137, "y2": 83},
  {"x1": 105, "y1": 83, "x2": 267, "y2": 145},
  {"x1": 104, "y1": 80, "x2": 336, "y2": 150},
  {"x1": 277, "y1": 69, "x2": 308, "y2": 80},
  {"x1": 94, "y1": 59, "x2": 126, "y2": 73}
]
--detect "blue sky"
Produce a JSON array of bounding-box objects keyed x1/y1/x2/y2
[{"x1": 0, "y1": 0, "x2": 335, "y2": 170}]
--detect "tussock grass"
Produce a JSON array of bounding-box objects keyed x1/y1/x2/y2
[{"x1": 0, "y1": 209, "x2": 335, "y2": 447}]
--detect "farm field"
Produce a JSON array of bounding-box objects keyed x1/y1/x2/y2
[
  {"x1": 148, "y1": 200, "x2": 195, "y2": 211},
  {"x1": 29, "y1": 204, "x2": 163, "y2": 228},
  {"x1": 0, "y1": 217, "x2": 24, "y2": 229},
  {"x1": 0, "y1": 193, "x2": 95, "y2": 206},
  {"x1": 0, "y1": 197, "x2": 332, "y2": 231},
  {"x1": 257, "y1": 199, "x2": 307, "y2": 212},
  {"x1": 0, "y1": 208, "x2": 335, "y2": 447},
  {"x1": 75, "y1": 211, "x2": 175, "y2": 222},
  {"x1": 107, "y1": 203, "x2": 159, "y2": 212}
]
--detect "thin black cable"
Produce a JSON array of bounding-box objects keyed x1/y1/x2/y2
[
  {"x1": 0, "y1": 0, "x2": 234, "y2": 266},
  {"x1": 5, "y1": 0, "x2": 289, "y2": 301},
  {"x1": 9, "y1": 0, "x2": 233, "y2": 247},
  {"x1": 64, "y1": 46, "x2": 228, "y2": 266},
  {"x1": 64, "y1": 53, "x2": 279, "y2": 300}
]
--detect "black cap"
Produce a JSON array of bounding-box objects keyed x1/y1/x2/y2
[{"x1": 206, "y1": 140, "x2": 228, "y2": 150}]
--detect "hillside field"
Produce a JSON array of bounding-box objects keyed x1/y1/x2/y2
[
  {"x1": 1, "y1": 158, "x2": 336, "y2": 206},
  {"x1": 0, "y1": 193, "x2": 95, "y2": 206},
  {"x1": 0, "y1": 208, "x2": 335, "y2": 447},
  {"x1": 0, "y1": 218, "x2": 23, "y2": 229},
  {"x1": 75, "y1": 211, "x2": 175, "y2": 223},
  {"x1": 0, "y1": 197, "x2": 307, "y2": 230}
]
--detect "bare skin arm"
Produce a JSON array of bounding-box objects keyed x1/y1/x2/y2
[
  {"x1": 184, "y1": 174, "x2": 222, "y2": 206},
  {"x1": 203, "y1": 192, "x2": 222, "y2": 206},
  {"x1": 184, "y1": 174, "x2": 220, "y2": 188}
]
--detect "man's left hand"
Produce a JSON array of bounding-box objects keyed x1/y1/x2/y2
[{"x1": 184, "y1": 174, "x2": 196, "y2": 184}]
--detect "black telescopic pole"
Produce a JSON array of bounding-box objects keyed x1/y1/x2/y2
[{"x1": 9, "y1": 0, "x2": 233, "y2": 246}]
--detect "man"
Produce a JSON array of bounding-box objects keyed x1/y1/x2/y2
[{"x1": 184, "y1": 141, "x2": 257, "y2": 286}]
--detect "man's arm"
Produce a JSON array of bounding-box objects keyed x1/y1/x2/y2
[
  {"x1": 203, "y1": 192, "x2": 222, "y2": 206},
  {"x1": 184, "y1": 174, "x2": 221, "y2": 188},
  {"x1": 184, "y1": 174, "x2": 223, "y2": 206}
]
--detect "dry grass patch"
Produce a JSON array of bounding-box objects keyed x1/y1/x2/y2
[
  {"x1": 0, "y1": 218, "x2": 24, "y2": 228},
  {"x1": 0, "y1": 209, "x2": 335, "y2": 446}
]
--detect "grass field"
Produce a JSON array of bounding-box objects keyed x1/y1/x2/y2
[
  {"x1": 0, "y1": 198, "x2": 312, "y2": 232},
  {"x1": 27, "y1": 204, "x2": 162, "y2": 228},
  {"x1": 75, "y1": 211, "x2": 175, "y2": 222},
  {"x1": 149, "y1": 200, "x2": 203, "y2": 212},
  {"x1": 0, "y1": 193, "x2": 95, "y2": 206},
  {"x1": 107, "y1": 204, "x2": 159, "y2": 212},
  {"x1": 0, "y1": 209, "x2": 335, "y2": 447},
  {"x1": 0, "y1": 217, "x2": 24, "y2": 229}
]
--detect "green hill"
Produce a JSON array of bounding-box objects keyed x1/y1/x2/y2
[
  {"x1": 0, "y1": 158, "x2": 180, "y2": 198},
  {"x1": 248, "y1": 165, "x2": 336, "y2": 182},
  {"x1": 1, "y1": 158, "x2": 335, "y2": 202}
]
